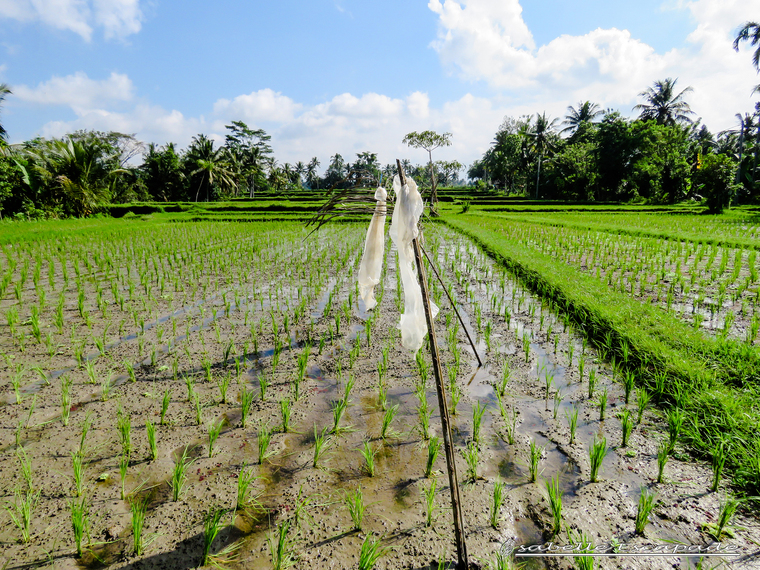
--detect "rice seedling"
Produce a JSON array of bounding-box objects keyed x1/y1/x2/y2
[
  {"x1": 425, "y1": 436, "x2": 441, "y2": 478},
  {"x1": 146, "y1": 419, "x2": 158, "y2": 461},
  {"x1": 193, "y1": 393, "x2": 204, "y2": 426},
  {"x1": 217, "y1": 371, "x2": 232, "y2": 404},
  {"x1": 71, "y1": 451, "x2": 85, "y2": 497},
  {"x1": 522, "y1": 332, "x2": 531, "y2": 362},
  {"x1": 450, "y1": 382, "x2": 462, "y2": 415},
  {"x1": 201, "y1": 508, "x2": 240, "y2": 567},
  {"x1": 597, "y1": 387, "x2": 608, "y2": 421},
  {"x1": 636, "y1": 388, "x2": 651, "y2": 424},
  {"x1": 208, "y1": 418, "x2": 224, "y2": 458},
  {"x1": 527, "y1": 440, "x2": 544, "y2": 483},
  {"x1": 257, "y1": 424, "x2": 274, "y2": 464},
  {"x1": 6, "y1": 488, "x2": 40, "y2": 543},
  {"x1": 497, "y1": 360, "x2": 510, "y2": 398},
  {"x1": 280, "y1": 398, "x2": 292, "y2": 433},
  {"x1": 117, "y1": 409, "x2": 132, "y2": 457},
  {"x1": 463, "y1": 441, "x2": 479, "y2": 481},
  {"x1": 360, "y1": 440, "x2": 377, "y2": 477},
  {"x1": 358, "y1": 533, "x2": 390, "y2": 570},
  {"x1": 344, "y1": 484, "x2": 366, "y2": 530},
  {"x1": 268, "y1": 519, "x2": 297, "y2": 570},
  {"x1": 381, "y1": 404, "x2": 399, "y2": 441},
  {"x1": 656, "y1": 441, "x2": 669, "y2": 483},
  {"x1": 634, "y1": 487, "x2": 658, "y2": 535},
  {"x1": 545, "y1": 474, "x2": 563, "y2": 536},
  {"x1": 587, "y1": 367, "x2": 596, "y2": 398},
  {"x1": 588, "y1": 436, "x2": 607, "y2": 483},
  {"x1": 543, "y1": 371, "x2": 554, "y2": 411},
  {"x1": 553, "y1": 390, "x2": 563, "y2": 420},
  {"x1": 258, "y1": 372, "x2": 269, "y2": 402},
  {"x1": 619, "y1": 409, "x2": 633, "y2": 448},
  {"x1": 70, "y1": 494, "x2": 89, "y2": 557},
  {"x1": 119, "y1": 452, "x2": 130, "y2": 500},
  {"x1": 421, "y1": 477, "x2": 437, "y2": 527},
  {"x1": 710, "y1": 440, "x2": 727, "y2": 492},
  {"x1": 170, "y1": 447, "x2": 193, "y2": 501},
  {"x1": 17, "y1": 446, "x2": 34, "y2": 491},
  {"x1": 312, "y1": 425, "x2": 332, "y2": 469},
  {"x1": 578, "y1": 354, "x2": 585, "y2": 383},
  {"x1": 490, "y1": 479, "x2": 505, "y2": 529},
  {"x1": 100, "y1": 372, "x2": 114, "y2": 402},
  {"x1": 499, "y1": 396, "x2": 518, "y2": 445},
  {"x1": 567, "y1": 529, "x2": 594, "y2": 570},
  {"x1": 705, "y1": 496, "x2": 740, "y2": 541},
  {"x1": 130, "y1": 495, "x2": 149, "y2": 555},
  {"x1": 417, "y1": 398, "x2": 432, "y2": 440},
  {"x1": 184, "y1": 375, "x2": 195, "y2": 402},
  {"x1": 160, "y1": 388, "x2": 171, "y2": 426},
  {"x1": 472, "y1": 401, "x2": 486, "y2": 444},
  {"x1": 623, "y1": 370, "x2": 635, "y2": 405},
  {"x1": 239, "y1": 385, "x2": 254, "y2": 429},
  {"x1": 666, "y1": 407, "x2": 684, "y2": 451}
]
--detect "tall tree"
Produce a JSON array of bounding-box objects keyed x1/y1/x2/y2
[
  {"x1": 633, "y1": 78, "x2": 694, "y2": 126},
  {"x1": 307, "y1": 157, "x2": 320, "y2": 189},
  {"x1": 0, "y1": 83, "x2": 10, "y2": 143},
  {"x1": 734, "y1": 21, "x2": 760, "y2": 93},
  {"x1": 525, "y1": 112, "x2": 559, "y2": 199},
  {"x1": 224, "y1": 121, "x2": 272, "y2": 198},
  {"x1": 186, "y1": 134, "x2": 235, "y2": 202},
  {"x1": 560, "y1": 101, "x2": 603, "y2": 135},
  {"x1": 402, "y1": 130, "x2": 452, "y2": 214}
]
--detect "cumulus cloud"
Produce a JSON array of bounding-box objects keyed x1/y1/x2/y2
[
  {"x1": 427, "y1": 0, "x2": 760, "y2": 132},
  {"x1": 0, "y1": 0, "x2": 143, "y2": 41},
  {"x1": 212, "y1": 89, "x2": 302, "y2": 124},
  {"x1": 13, "y1": 71, "x2": 134, "y2": 112}
]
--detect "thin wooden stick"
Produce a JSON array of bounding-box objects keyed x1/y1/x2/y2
[
  {"x1": 419, "y1": 244, "x2": 483, "y2": 367},
  {"x1": 397, "y1": 160, "x2": 469, "y2": 569}
]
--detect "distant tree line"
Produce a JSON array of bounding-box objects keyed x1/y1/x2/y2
[
  {"x1": 0, "y1": 22, "x2": 758, "y2": 218},
  {"x1": 470, "y1": 79, "x2": 758, "y2": 212}
]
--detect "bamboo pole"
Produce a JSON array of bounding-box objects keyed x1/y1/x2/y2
[
  {"x1": 397, "y1": 159, "x2": 469, "y2": 569},
  {"x1": 419, "y1": 244, "x2": 483, "y2": 367}
]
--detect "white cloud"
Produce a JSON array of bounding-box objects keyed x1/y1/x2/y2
[
  {"x1": 0, "y1": 0, "x2": 143, "y2": 41},
  {"x1": 14, "y1": 71, "x2": 134, "y2": 112},
  {"x1": 427, "y1": 0, "x2": 760, "y2": 132},
  {"x1": 212, "y1": 89, "x2": 302, "y2": 124}
]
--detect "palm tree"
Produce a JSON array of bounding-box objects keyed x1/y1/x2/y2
[
  {"x1": 734, "y1": 21, "x2": 760, "y2": 93},
  {"x1": 306, "y1": 157, "x2": 320, "y2": 189},
  {"x1": 27, "y1": 137, "x2": 121, "y2": 216},
  {"x1": 525, "y1": 112, "x2": 559, "y2": 199},
  {"x1": 633, "y1": 78, "x2": 694, "y2": 126},
  {"x1": 560, "y1": 101, "x2": 603, "y2": 135},
  {"x1": 186, "y1": 134, "x2": 236, "y2": 202},
  {"x1": 0, "y1": 83, "x2": 11, "y2": 142}
]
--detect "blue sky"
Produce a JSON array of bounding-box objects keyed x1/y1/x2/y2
[{"x1": 1, "y1": 0, "x2": 759, "y2": 170}]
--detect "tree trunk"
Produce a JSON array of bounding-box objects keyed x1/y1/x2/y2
[{"x1": 535, "y1": 152, "x2": 543, "y2": 199}]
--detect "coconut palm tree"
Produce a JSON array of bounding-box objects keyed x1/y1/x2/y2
[
  {"x1": 524, "y1": 112, "x2": 559, "y2": 199},
  {"x1": 560, "y1": 101, "x2": 603, "y2": 135},
  {"x1": 186, "y1": 134, "x2": 236, "y2": 202},
  {"x1": 734, "y1": 21, "x2": 760, "y2": 93},
  {"x1": 0, "y1": 83, "x2": 11, "y2": 142},
  {"x1": 633, "y1": 78, "x2": 694, "y2": 126},
  {"x1": 26, "y1": 137, "x2": 122, "y2": 216},
  {"x1": 307, "y1": 157, "x2": 320, "y2": 190}
]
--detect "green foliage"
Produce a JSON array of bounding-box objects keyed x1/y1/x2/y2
[{"x1": 694, "y1": 153, "x2": 739, "y2": 213}]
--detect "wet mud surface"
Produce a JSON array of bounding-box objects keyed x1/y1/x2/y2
[{"x1": 0, "y1": 223, "x2": 758, "y2": 569}]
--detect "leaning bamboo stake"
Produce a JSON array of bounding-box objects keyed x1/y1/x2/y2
[
  {"x1": 419, "y1": 243, "x2": 483, "y2": 367},
  {"x1": 397, "y1": 159, "x2": 469, "y2": 569}
]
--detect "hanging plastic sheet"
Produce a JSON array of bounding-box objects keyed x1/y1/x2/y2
[
  {"x1": 389, "y1": 174, "x2": 438, "y2": 352},
  {"x1": 357, "y1": 187, "x2": 387, "y2": 311}
]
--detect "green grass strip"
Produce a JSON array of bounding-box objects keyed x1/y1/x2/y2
[{"x1": 444, "y1": 214, "x2": 760, "y2": 497}]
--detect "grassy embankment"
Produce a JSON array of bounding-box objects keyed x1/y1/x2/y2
[{"x1": 444, "y1": 212, "x2": 760, "y2": 498}]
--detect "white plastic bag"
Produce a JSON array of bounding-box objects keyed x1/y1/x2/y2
[
  {"x1": 389, "y1": 175, "x2": 438, "y2": 352},
  {"x1": 357, "y1": 187, "x2": 387, "y2": 311}
]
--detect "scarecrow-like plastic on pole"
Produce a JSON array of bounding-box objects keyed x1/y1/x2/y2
[{"x1": 307, "y1": 161, "x2": 476, "y2": 569}]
